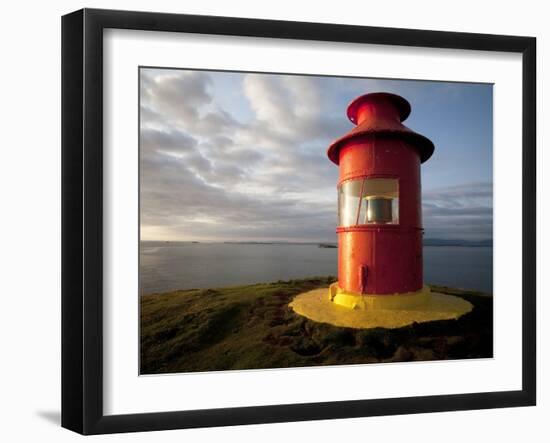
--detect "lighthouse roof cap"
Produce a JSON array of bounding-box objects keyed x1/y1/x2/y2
[
  {"x1": 347, "y1": 92, "x2": 411, "y2": 124},
  {"x1": 327, "y1": 92, "x2": 435, "y2": 165}
]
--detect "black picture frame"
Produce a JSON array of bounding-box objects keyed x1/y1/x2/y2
[{"x1": 61, "y1": 8, "x2": 536, "y2": 435}]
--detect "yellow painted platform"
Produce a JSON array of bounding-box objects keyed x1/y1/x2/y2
[
  {"x1": 289, "y1": 287, "x2": 473, "y2": 329},
  {"x1": 330, "y1": 283, "x2": 432, "y2": 310}
]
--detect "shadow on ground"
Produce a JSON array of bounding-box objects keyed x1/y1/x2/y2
[{"x1": 36, "y1": 410, "x2": 61, "y2": 426}]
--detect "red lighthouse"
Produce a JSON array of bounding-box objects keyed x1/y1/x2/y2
[
  {"x1": 327, "y1": 92, "x2": 435, "y2": 309},
  {"x1": 290, "y1": 92, "x2": 473, "y2": 327}
]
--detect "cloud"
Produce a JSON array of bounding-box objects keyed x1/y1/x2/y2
[
  {"x1": 422, "y1": 182, "x2": 493, "y2": 240},
  {"x1": 141, "y1": 69, "x2": 242, "y2": 136},
  {"x1": 139, "y1": 68, "x2": 345, "y2": 242},
  {"x1": 140, "y1": 143, "x2": 336, "y2": 241},
  {"x1": 139, "y1": 68, "x2": 492, "y2": 242},
  {"x1": 242, "y1": 74, "x2": 349, "y2": 143},
  {"x1": 141, "y1": 70, "x2": 211, "y2": 122},
  {"x1": 141, "y1": 127, "x2": 197, "y2": 153}
]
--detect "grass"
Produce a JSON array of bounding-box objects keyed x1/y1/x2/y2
[{"x1": 140, "y1": 277, "x2": 493, "y2": 374}]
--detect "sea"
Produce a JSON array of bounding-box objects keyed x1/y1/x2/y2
[{"x1": 140, "y1": 242, "x2": 493, "y2": 295}]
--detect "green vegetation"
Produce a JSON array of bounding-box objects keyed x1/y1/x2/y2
[{"x1": 140, "y1": 277, "x2": 493, "y2": 374}]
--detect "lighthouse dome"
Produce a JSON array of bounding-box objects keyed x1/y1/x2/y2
[{"x1": 327, "y1": 92, "x2": 435, "y2": 165}]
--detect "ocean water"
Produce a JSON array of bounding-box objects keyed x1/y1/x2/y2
[{"x1": 140, "y1": 242, "x2": 493, "y2": 295}]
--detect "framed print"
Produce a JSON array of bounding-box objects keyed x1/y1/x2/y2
[{"x1": 61, "y1": 8, "x2": 536, "y2": 435}]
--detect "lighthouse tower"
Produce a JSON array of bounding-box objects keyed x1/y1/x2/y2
[
  {"x1": 327, "y1": 92, "x2": 433, "y2": 309},
  {"x1": 289, "y1": 92, "x2": 473, "y2": 329}
]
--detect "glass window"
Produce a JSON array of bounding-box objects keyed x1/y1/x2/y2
[
  {"x1": 338, "y1": 180, "x2": 363, "y2": 227},
  {"x1": 338, "y1": 178, "x2": 399, "y2": 226}
]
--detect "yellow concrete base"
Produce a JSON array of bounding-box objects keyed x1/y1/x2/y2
[
  {"x1": 289, "y1": 287, "x2": 473, "y2": 329},
  {"x1": 330, "y1": 283, "x2": 432, "y2": 310}
]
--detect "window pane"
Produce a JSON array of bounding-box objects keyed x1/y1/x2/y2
[
  {"x1": 365, "y1": 197, "x2": 393, "y2": 223},
  {"x1": 363, "y1": 178, "x2": 399, "y2": 224},
  {"x1": 338, "y1": 179, "x2": 362, "y2": 226},
  {"x1": 362, "y1": 178, "x2": 399, "y2": 199},
  {"x1": 338, "y1": 178, "x2": 399, "y2": 226}
]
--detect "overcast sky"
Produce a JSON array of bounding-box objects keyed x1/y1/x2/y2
[{"x1": 140, "y1": 68, "x2": 492, "y2": 242}]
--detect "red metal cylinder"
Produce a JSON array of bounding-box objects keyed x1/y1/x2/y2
[{"x1": 327, "y1": 93, "x2": 434, "y2": 295}]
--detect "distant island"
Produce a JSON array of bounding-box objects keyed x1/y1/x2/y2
[
  {"x1": 423, "y1": 238, "x2": 493, "y2": 247},
  {"x1": 143, "y1": 239, "x2": 492, "y2": 248},
  {"x1": 222, "y1": 241, "x2": 335, "y2": 246},
  {"x1": 223, "y1": 241, "x2": 284, "y2": 245}
]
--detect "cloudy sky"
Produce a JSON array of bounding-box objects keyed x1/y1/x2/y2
[{"x1": 140, "y1": 68, "x2": 492, "y2": 242}]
